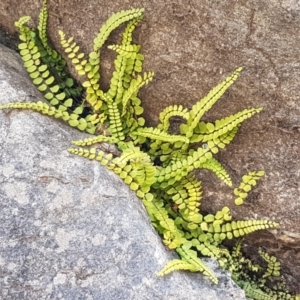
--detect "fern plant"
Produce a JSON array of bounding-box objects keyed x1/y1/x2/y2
[{"x1": 1, "y1": 1, "x2": 299, "y2": 299}]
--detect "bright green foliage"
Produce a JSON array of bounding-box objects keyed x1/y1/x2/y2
[
  {"x1": 200, "y1": 158, "x2": 233, "y2": 186},
  {"x1": 157, "y1": 259, "x2": 200, "y2": 275},
  {"x1": 0, "y1": 1, "x2": 296, "y2": 299},
  {"x1": 176, "y1": 245, "x2": 218, "y2": 284},
  {"x1": 234, "y1": 171, "x2": 265, "y2": 205}
]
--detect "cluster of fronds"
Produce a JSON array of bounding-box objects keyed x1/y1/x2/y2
[
  {"x1": 227, "y1": 240, "x2": 299, "y2": 300},
  {"x1": 1, "y1": 1, "x2": 299, "y2": 299}
]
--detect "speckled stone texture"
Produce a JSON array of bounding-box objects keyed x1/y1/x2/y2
[{"x1": 0, "y1": 44, "x2": 246, "y2": 300}]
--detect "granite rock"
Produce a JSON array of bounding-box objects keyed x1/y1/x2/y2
[{"x1": 0, "y1": 44, "x2": 246, "y2": 300}]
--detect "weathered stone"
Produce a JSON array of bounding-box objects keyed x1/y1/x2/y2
[
  {"x1": 0, "y1": 0, "x2": 299, "y2": 293},
  {"x1": 0, "y1": 44, "x2": 246, "y2": 299}
]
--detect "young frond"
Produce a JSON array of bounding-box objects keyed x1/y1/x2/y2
[
  {"x1": 200, "y1": 158, "x2": 232, "y2": 187},
  {"x1": 158, "y1": 259, "x2": 199, "y2": 276},
  {"x1": 158, "y1": 104, "x2": 189, "y2": 131},
  {"x1": 183, "y1": 67, "x2": 243, "y2": 138},
  {"x1": 93, "y1": 8, "x2": 144, "y2": 52},
  {"x1": 234, "y1": 171, "x2": 265, "y2": 205},
  {"x1": 176, "y1": 246, "x2": 218, "y2": 284}
]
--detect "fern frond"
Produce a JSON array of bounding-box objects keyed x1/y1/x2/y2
[
  {"x1": 142, "y1": 198, "x2": 184, "y2": 248},
  {"x1": 107, "y1": 102, "x2": 125, "y2": 140},
  {"x1": 121, "y1": 72, "x2": 154, "y2": 116},
  {"x1": 166, "y1": 175, "x2": 202, "y2": 223},
  {"x1": 93, "y1": 9, "x2": 144, "y2": 53},
  {"x1": 158, "y1": 259, "x2": 199, "y2": 276},
  {"x1": 195, "y1": 242, "x2": 223, "y2": 258},
  {"x1": 71, "y1": 135, "x2": 119, "y2": 146},
  {"x1": 182, "y1": 67, "x2": 243, "y2": 138},
  {"x1": 234, "y1": 171, "x2": 265, "y2": 205},
  {"x1": 191, "y1": 107, "x2": 263, "y2": 143},
  {"x1": 209, "y1": 206, "x2": 232, "y2": 226},
  {"x1": 156, "y1": 148, "x2": 210, "y2": 187},
  {"x1": 0, "y1": 101, "x2": 94, "y2": 133},
  {"x1": 68, "y1": 147, "x2": 115, "y2": 168},
  {"x1": 59, "y1": 30, "x2": 88, "y2": 79},
  {"x1": 15, "y1": 13, "x2": 84, "y2": 115},
  {"x1": 218, "y1": 219, "x2": 279, "y2": 240},
  {"x1": 156, "y1": 137, "x2": 234, "y2": 187},
  {"x1": 84, "y1": 9, "x2": 144, "y2": 88},
  {"x1": 113, "y1": 144, "x2": 152, "y2": 165},
  {"x1": 121, "y1": 18, "x2": 145, "y2": 75},
  {"x1": 106, "y1": 53, "x2": 127, "y2": 103},
  {"x1": 176, "y1": 246, "x2": 218, "y2": 284},
  {"x1": 81, "y1": 9, "x2": 144, "y2": 112},
  {"x1": 258, "y1": 248, "x2": 281, "y2": 278},
  {"x1": 213, "y1": 124, "x2": 240, "y2": 150},
  {"x1": 132, "y1": 127, "x2": 189, "y2": 145},
  {"x1": 108, "y1": 44, "x2": 141, "y2": 59},
  {"x1": 158, "y1": 104, "x2": 189, "y2": 132},
  {"x1": 106, "y1": 18, "x2": 144, "y2": 102},
  {"x1": 200, "y1": 158, "x2": 232, "y2": 186},
  {"x1": 37, "y1": 0, "x2": 50, "y2": 54},
  {"x1": 241, "y1": 282, "x2": 275, "y2": 300},
  {"x1": 121, "y1": 17, "x2": 143, "y2": 46}
]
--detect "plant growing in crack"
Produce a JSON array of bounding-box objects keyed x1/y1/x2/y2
[{"x1": 1, "y1": 1, "x2": 299, "y2": 299}]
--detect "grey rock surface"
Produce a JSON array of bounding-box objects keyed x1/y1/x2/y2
[{"x1": 0, "y1": 44, "x2": 246, "y2": 300}]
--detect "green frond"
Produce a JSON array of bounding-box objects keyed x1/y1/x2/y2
[
  {"x1": 195, "y1": 242, "x2": 223, "y2": 258},
  {"x1": 210, "y1": 206, "x2": 232, "y2": 226},
  {"x1": 106, "y1": 54, "x2": 127, "y2": 103},
  {"x1": 158, "y1": 104, "x2": 189, "y2": 131},
  {"x1": 234, "y1": 170, "x2": 265, "y2": 205},
  {"x1": 15, "y1": 8, "x2": 85, "y2": 114},
  {"x1": 217, "y1": 219, "x2": 279, "y2": 240},
  {"x1": 121, "y1": 17, "x2": 143, "y2": 46},
  {"x1": 158, "y1": 259, "x2": 199, "y2": 276},
  {"x1": 200, "y1": 158, "x2": 232, "y2": 186},
  {"x1": 133, "y1": 127, "x2": 189, "y2": 145},
  {"x1": 72, "y1": 135, "x2": 119, "y2": 146},
  {"x1": 14, "y1": 16, "x2": 31, "y2": 30},
  {"x1": 121, "y1": 72, "x2": 154, "y2": 116},
  {"x1": 113, "y1": 144, "x2": 152, "y2": 165},
  {"x1": 183, "y1": 67, "x2": 243, "y2": 138},
  {"x1": 108, "y1": 44, "x2": 141, "y2": 59},
  {"x1": 191, "y1": 107, "x2": 263, "y2": 143},
  {"x1": 241, "y1": 282, "x2": 275, "y2": 300},
  {"x1": 0, "y1": 101, "x2": 95, "y2": 133},
  {"x1": 231, "y1": 239, "x2": 243, "y2": 259},
  {"x1": 93, "y1": 8, "x2": 144, "y2": 53},
  {"x1": 59, "y1": 30, "x2": 88, "y2": 79},
  {"x1": 166, "y1": 175, "x2": 202, "y2": 223},
  {"x1": 213, "y1": 124, "x2": 240, "y2": 150},
  {"x1": 37, "y1": 0, "x2": 50, "y2": 53},
  {"x1": 84, "y1": 8, "x2": 145, "y2": 92},
  {"x1": 258, "y1": 248, "x2": 281, "y2": 278},
  {"x1": 156, "y1": 145, "x2": 213, "y2": 187},
  {"x1": 68, "y1": 147, "x2": 115, "y2": 167},
  {"x1": 106, "y1": 19, "x2": 144, "y2": 102},
  {"x1": 142, "y1": 198, "x2": 184, "y2": 248},
  {"x1": 107, "y1": 102, "x2": 125, "y2": 140},
  {"x1": 176, "y1": 246, "x2": 218, "y2": 284},
  {"x1": 122, "y1": 106, "x2": 146, "y2": 136}
]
